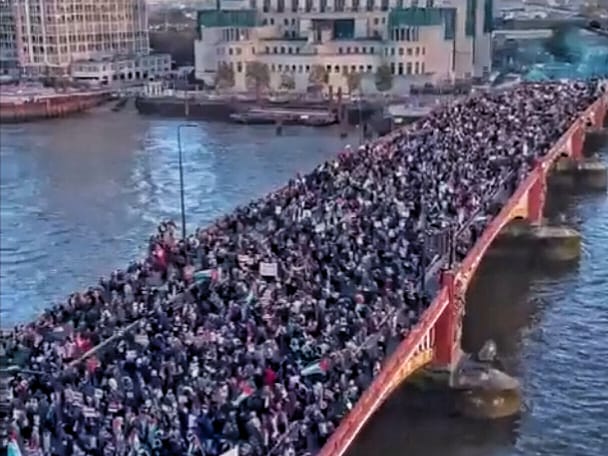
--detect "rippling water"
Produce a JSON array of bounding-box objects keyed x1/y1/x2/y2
[
  {"x1": 1, "y1": 110, "x2": 607, "y2": 456},
  {"x1": 0, "y1": 108, "x2": 356, "y2": 324}
]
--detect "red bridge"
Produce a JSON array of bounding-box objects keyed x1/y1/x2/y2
[{"x1": 318, "y1": 94, "x2": 608, "y2": 456}]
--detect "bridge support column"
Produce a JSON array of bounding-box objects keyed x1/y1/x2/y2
[
  {"x1": 527, "y1": 166, "x2": 546, "y2": 225},
  {"x1": 433, "y1": 269, "x2": 462, "y2": 372}
]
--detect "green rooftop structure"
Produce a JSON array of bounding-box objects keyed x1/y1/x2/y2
[
  {"x1": 197, "y1": 9, "x2": 259, "y2": 30},
  {"x1": 388, "y1": 7, "x2": 457, "y2": 40}
]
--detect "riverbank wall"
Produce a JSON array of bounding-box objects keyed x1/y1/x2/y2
[
  {"x1": 0, "y1": 92, "x2": 109, "y2": 123},
  {"x1": 134, "y1": 96, "x2": 378, "y2": 125}
]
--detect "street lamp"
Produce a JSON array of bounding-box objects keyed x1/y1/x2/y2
[{"x1": 177, "y1": 123, "x2": 198, "y2": 240}]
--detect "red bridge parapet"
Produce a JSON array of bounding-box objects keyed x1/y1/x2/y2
[{"x1": 317, "y1": 93, "x2": 607, "y2": 456}]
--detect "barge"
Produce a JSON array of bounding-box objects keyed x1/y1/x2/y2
[
  {"x1": 229, "y1": 108, "x2": 337, "y2": 127},
  {"x1": 0, "y1": 87, "x2": 110, "y2": 123}
]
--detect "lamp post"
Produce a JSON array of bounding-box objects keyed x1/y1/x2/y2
[{"x1": 177, "y1": 123, "x2": 198, "y2": 240}]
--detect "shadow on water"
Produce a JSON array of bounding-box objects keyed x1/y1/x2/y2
[{"x1": 347, "y1": 187, "x2": 586, "y2": 456}]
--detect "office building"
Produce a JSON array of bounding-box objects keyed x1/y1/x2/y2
[{"x1": 194, "y1": 0, "x2": 493, "y2": 94}]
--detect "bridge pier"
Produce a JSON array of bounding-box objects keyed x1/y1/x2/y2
[{"x1": 550, "y1": 156, "x2": 608, "y2": 191}]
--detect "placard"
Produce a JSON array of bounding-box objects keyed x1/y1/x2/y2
[{"x1": 259, "y1": 262, "x2": 278, "y2": 277}]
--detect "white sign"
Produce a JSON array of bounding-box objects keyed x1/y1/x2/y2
[
  {"x1": 220, "y1": 447, "x2": 239, "y2": 456},
  {"x1": 259, "y1": 262, "x2": 278, "y2": 277}
]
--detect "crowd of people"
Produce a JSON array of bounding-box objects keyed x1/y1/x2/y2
[{"x1": 1, "y1": 81, "x2": 601, "y2": 456}]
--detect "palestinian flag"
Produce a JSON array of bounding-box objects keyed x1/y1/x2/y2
[
  {"x1": 301, "y1": 358, "x2": 331, "y2": 377},
  {"x1": 193, "y1": 269, "x2": 218, "y2": 285},
  {"x1": 232, "y1": 382, "x2": 254, "y2": 406}
]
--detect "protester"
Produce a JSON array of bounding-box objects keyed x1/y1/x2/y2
[{"x1": 1, "y1": 81, "x2": 599, "y2": 456}]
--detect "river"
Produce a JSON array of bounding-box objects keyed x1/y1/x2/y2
[{"x1": 1, "y1": 109, "x2": 607, "y2": 456}]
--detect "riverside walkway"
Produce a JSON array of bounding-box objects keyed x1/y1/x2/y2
[{"x1": 1, "y1": 81, "x2": 606, "y2": 456}]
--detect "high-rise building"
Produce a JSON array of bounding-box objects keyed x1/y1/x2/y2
[
  {"x1": 194, "y1": 0, "x2": 493, "y2": 94},
  {"x1": 4, "y1": 0, "x2": 161, "y2": 78},
  {"x1": 0, "y1": 0, "x2": 18, "y2": 77}
]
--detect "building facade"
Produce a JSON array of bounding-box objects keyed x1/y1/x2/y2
[
  {"x1": 0, "y1": 0, "x2": 18, "y2": 77},
  {"x1": 1, "y1": 0, "x2": 170, "y2": 81},
  {"x1": 194, "y1": 0, "x2": 493, "y2": 94}
]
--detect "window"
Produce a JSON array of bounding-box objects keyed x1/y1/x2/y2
[
  {"x1": 252, "y1": 47, "x2": 256, "y2": 54},
  {"x1": 390, "y1": 48, "x2": 395, "y2": 56},
  {"x1": 236, "y1": 47, "x2": 242, "y2": 55},
  {"x1": 422, "y1": 47, "x2": 426, "y2": 55},
  {"x1": 237, "y1": 62, "x2": 243, "y2": 72},
  {"x1": 278, "y1": 0, "x2": 285, "y2": 12},
  {"x1": 292, "y1": 65, "x2": 296, "y2": 72},
  {"x1": 263, "y1": 0, "x2": 270, "y2": 12},
  {"x1": 270, "y1": 18, "x2": 275, "y2": 25},
  {"x1": 228, "y1": 48, "x2": 233, "y2": 55},
  {"x1": 414, "y1": 62, "x2": 419, "y2": 74},
  {"x1": 367, "y1": 65, "x2": 372, "y2": 72},
  {"x1": 284, "y1": 18, "x2": 289, "y2": 26},
  {"x1": 273, "y1": 47, "x2": 278, "y2": 53},
  {"x1": 390, "y1": 62, "x2": 395, "y2": 74},
  {"x1": 366, "y1": 0, "x2": 374, "y2": 12},
  {"x1": 280, "y1": 46, "x2": 285, "y2": 54},
  {"x1": 339, "y1": 47, "x2": 343, "y2": 54},
  {"x1": 398, "y1": 63, "x2": 403, "y2": 75},
  {"x1": 288, "y1": 47, "x2": 293, "y2": 54},
  {"x1": 415, "y1": 47, "x2": 420, "y2": 56},
  {"x1": 271, "y1": 64, "x2": 276, "y2": 71},
  {"x1": 292, "y1": 0, "x2": 299, "y2": 13},
  {"x1": 334, "y1": 65, "x2": 340, "y2": 73},
  {"x1": 369, "y1": 47, "x2": 375, "y2": 54},
  {"x1": 406, "y1": 62, "x2": 412, "y2": 74},
  {"x1": 354, "y1": 47, "x2": 359, "y2": 53},
  {"x1": 399, "y1": 47, "x2": 404, "y2": 56},
  {"x1": 265, "y1": 46, "x2": 270, "y2": 53},
  {"x1": 298, "y1": 65, "x2": 303, "y2": 72},
  {"x1": 326, "y1": 65, "x2": 332, "y2": 73},
  {"x1": 351, "y1": 65, "x2": 356, "y2": 72},
  {"x1": 305, "y1": 65, "x2": 310, "y2": 71},
  {"x1": 342, "y1": 65, "x2": 348, "y2": 74},
  {"x1": 421, "y1": 62, "x2": 425, "y2": 74},
  {"x1": 346, "y1": 47, "x2": 351, "y2": 53},
  {"x1": 362, "y1": 47, "x2": 367, "y2": 54},
  {"x1": 359, "y1": 65, "x2": 364, "y2": 72},
  {"x1": 278, "y1": 64, "x2": 283, "y2": 71},
  {"x1": 374, "y1": 17, "x2": 379, "y2": 25},
  {"x1": 407, "y1": 48, "x2": 413, "y2": 56}
]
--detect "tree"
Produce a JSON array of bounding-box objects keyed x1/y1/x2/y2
[
  {"x1": 345, "y1": 72, "x2": 362, "y2": 95},
  {"x1": 280, "y1": 73, "x2": 296, "y2": 91},
  {"x1": 246, "y1": 61, "x2": 270, "y2": 98},
  {"x1": 375, "y1": 63, "x2": 393, "y2": 93},
  {"x1": 308, "y1": 64, "x2": 328, "y2": 93},
  {"x1": 214, "y1": 62, "x2": 235, "y2": 90}
]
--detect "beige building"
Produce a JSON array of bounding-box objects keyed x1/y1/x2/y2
[
  {"x1": 4, "y1": 0, "x2": 170, "y2": 80},
  {"x1": 194, "y1": 0, "x2": 493, "y2": 94}
]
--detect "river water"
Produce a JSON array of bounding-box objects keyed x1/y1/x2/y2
[{"x1": 1, "y1": 109, "x2": 608, "y2": 456}]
